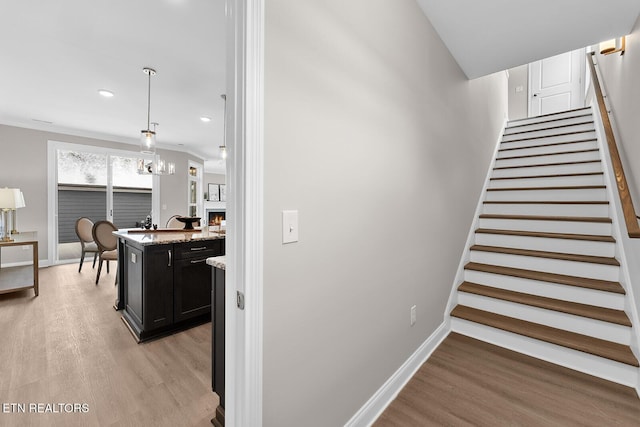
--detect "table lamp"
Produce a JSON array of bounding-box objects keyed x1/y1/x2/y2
[
  {"x1": 0, "y1": 188, "x2": 23, "y2": 242},
  {"x1": 10, "y1": 190, "x2": 25, "y2": 234}
]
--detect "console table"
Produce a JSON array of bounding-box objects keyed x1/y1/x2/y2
[{"x1": 0, "y1": 231, "x2": 39, "y2": 297}]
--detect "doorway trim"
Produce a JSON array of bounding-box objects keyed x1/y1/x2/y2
[{"x1": 225, "y1": 0, "x2": 264, "y2": 425}]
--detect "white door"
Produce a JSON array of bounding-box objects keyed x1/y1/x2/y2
[{"x1": 528, "y1": 48, "x2": 585, "y2": 117}]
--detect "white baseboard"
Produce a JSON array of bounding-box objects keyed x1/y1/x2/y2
[{"x1": 344, "y1": 321, "x2": 450, "y2": 427}]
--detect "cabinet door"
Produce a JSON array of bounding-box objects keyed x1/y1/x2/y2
[
  {"x1": 143, "y1": 244, "x2": 174, "y2": 330},
  {"x1": 125, "y1": 244, "x2": 143, "y2": 327},
  {"x1": 174, "y1": 255, "x2": 213, "y2": 322}
]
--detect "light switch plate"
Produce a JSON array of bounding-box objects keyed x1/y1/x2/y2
[{"x1": 282, "y1": 210, "x2": 299, "y2": 244}]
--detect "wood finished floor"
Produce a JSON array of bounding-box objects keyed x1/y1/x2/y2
[
  {"x1": 375, "y1": 332, "x2": 640, "y2": 426},
  {"x1": 0, "y1": 263, "x2": 217, "y2": 427}
]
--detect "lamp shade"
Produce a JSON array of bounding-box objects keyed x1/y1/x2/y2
[
  {"x1": 0, "y1": 188, "x2": 23, "y2": 209},
  {"x1": 140, "y1": 130, "x2": 156, "y2": 154}
]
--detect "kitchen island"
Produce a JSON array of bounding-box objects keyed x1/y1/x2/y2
[{"x1": 115, "y1": 228, "x2": 225, "y2": 342}]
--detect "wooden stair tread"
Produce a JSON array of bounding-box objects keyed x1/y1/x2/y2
[
  {"x1": 490, "y1": 172, "x2": 603, "y2": 181},
  {"x1": 499, "y1": 139, "x2": 597, "y2": 152},
  {"x1": 464, "y1": 262, "x2": 625, "y2": 294},
  {"x1": 450, "y1": 305, "x2": 638, "y2": 366},
  {"x1": 494, "y1": 159, "x2": 601, "y2": 170},
  {"x1": 507, "y1": 107, "x2": 591, "y2": 126},
  {"x1": 479, "y1": 213, "x2": 611, "y2": 223},
  {"x1": 497, "y1": 148, "x2": 599, "y2": 161},
  {"x1": 458, "y1": 282, "x2": 631, "y2": 326},
  {"x1": 502, "y1": 129, "x2": 595, "y2": 144},
  {"x1": 505, "y1": 121, "x2": 594, "y2": 137},
  {"x1": 486, "y1": 185, "x2": 605, "y2": 192},
  {"x1": 506, "y1": 113, "x2": 592, "y2": 130},
  {"x1": 484, "y1": 201, "x2": 609, "y2": 205},
  {"x1": 470, "y1": 244, "x2": 619, "y2": 266},
  {"x1": 475, "y1": 228, "x2": 615, "y2": 243}
]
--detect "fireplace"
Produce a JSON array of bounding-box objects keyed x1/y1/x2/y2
[{"x1": 207, "y1": 210, "x2": 226, "y2": 227}]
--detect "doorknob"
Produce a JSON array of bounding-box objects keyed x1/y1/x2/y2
[{"x1": 533, "y1": 93, "x2": 539, "y2": 97}]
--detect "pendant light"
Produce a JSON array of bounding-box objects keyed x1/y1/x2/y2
[
  {"x1": 137, "y1": 122, "x2": 176, "y2": 175},
  {"x1": 140, "y1": 67, "x2": 157, "y2": 154},
  {"x1": 220, "y1": 94, "x2": 227, "y2": 159}
]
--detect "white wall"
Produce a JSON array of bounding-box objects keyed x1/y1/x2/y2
[
  {"x1": 596, "y1": 16, "x2": 640, "y2": 206},
  {"x1": 262, "y1": 0, "x2": 507, "y2": 425},
  {"x1": 0, "y1": 123, "x2": 203, "y2": 263},
  {"x1": 508, "y1": 64, "x2": 529, "y2": 120},
  {"x1": 594, "y1": 15, "x2": 640, "y2": 372}
]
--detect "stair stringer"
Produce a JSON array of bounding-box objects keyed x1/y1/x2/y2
[
  {"x1": 590, "y1": 102, "x2": 640, "y2": 395},
  {"x1": 444, "y1": 118, "x2": 508, "y2": 317}
]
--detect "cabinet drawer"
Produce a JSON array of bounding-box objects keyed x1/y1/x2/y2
[{"x1": 174, "y1": 239, "x2": 224, "y2": 259}]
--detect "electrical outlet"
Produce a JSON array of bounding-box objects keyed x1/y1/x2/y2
[{"x1": 410, "y1": 305, "x2": 416, "y2": 326}]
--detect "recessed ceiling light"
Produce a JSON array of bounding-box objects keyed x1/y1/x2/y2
[
  {"x1": 98, "y1": 89, "x2": 114, "y2": 98},
  {"x1": 200, "y1": 116, "x2": 212, "y2": 122}
]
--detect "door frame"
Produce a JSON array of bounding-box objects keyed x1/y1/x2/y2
[
  {"x1": 46, "y1": 140, "x2": 158, "y2": 265},
  {"x1": 225, "y1": 0, "x2": 264, "y2": 425}
]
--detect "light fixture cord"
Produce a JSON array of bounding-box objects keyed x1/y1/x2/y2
[{"x1": 147, "y1": 72, "x2": 152, "y2": 131}]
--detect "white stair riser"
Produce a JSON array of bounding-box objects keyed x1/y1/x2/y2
[
  {"x1": 485, "y1": 188, "x2": 607, "y2": 202},
  {"x1": 502, "y1": 131, "x2": 597, "y2": 146},
  {"x1": 469, "y1": 250, "x2": 619, "y2": 281},
  {"x1": 500, "y1": 136, "x2": 597, "y2": 152},
  {"x1": 507, "y1": 109, "x2": 593, "y2": 127},
  {"x1": 492, "y1": 162, "x2": 602, "y2": 178},
  {"x1": 482, "y1": 202, "x2": 610, "y2": 217},
  {"x1": 463, "y1": 269, "x2": 625, "y2": 310},
  {"x1": 504, "y1": 115, "x2": 593, "y2": 135},
  {"x1": 474, "y1": 233, "x2": 616, "y2": 258},
  {"x1": 494, "y1": 151, "x2": 601, "y2": 168},
  {"x1": 457, "y1": 293, "x2": 631, "y2": 345},
  {"x1": 488, "y1": 175, "x2": 604, "y2": 189},
  {"x1": 451, "y1": 318, "x2": 638, "y2": 388},
  {"x1": 498, "y1": 141, "x2": 598, "y2": 159},
  {"x1": 502, "y1": 124, "x2": 595, "y2": 142},
  {"x1": 478, "y1": 217, "x2": 611, "y2": 235}
]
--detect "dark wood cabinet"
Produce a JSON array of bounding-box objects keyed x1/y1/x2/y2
[
  {"x1": 144, "y1": 245, "x2": 174, "y2": 330},
  {"x1": 211, "y1": 264, "x2": 226, "y2": 427},
  {"x1": 212, "y1": 265, "x2": 225, "y2": 405},
  {"x1": 174, "y1": 239, "x2": 223, "y2": 322},
  {"x1": 119, "y1": 236, "x2": 224, "y2": 342}
]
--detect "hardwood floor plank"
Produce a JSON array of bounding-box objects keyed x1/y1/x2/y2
[
  {"x1": 0, "y1": 263, "x2": 217, "y2": 427},
  {"x1": 374, "y1": 333, "x2": 640, "y2": 426}
]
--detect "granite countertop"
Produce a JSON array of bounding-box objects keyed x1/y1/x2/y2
[
  {"x1": 207, "y1": 256, "x2": 226, "y2": 270},
  {"x1": 114, "y1": 228, "x2": 225, "y2": 246}
]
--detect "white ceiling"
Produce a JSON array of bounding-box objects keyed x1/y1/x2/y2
[
  {"x1": 0, "y1": 0, "x2": 227, "y2": 174},
  {"x1": 4, "y1": 1, "x2": 639, "y2": 173},
  {"x1": 416, "y1": 0, "x2": 640, "y2": 79}
]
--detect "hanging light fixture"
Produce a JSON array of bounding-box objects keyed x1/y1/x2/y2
[
  {"x1": 137, "y1": 122, "x2": 176, "y2": 175},
  {"x1": 220, "y1": 94, "x2": 227, "y2": 160},
  {"x1": 140, "y1": 67, "x2": 157, "y2": 154}
]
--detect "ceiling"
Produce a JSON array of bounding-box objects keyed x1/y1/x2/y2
[
  {"x1": 4, "y1": 1, "x2": 639, "y2": 173},
  {"x1": 416, "y1": 0, "x2": 640, "y2": 79},
  {"x1": 0, "y1": 0, "x2": 227, "y2": 174}
]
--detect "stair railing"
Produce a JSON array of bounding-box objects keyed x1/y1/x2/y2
[{"x1": 587, "y1": 52, "x2": 640, "y2": 238}]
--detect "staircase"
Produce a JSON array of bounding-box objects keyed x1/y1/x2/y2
[{"x1": 449, "y1": 106, "x2": 640, "y2": 388}]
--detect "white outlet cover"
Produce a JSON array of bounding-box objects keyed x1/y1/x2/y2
[{"x1": 282, "y1": 210, "x2": 299, "y2": 244}]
